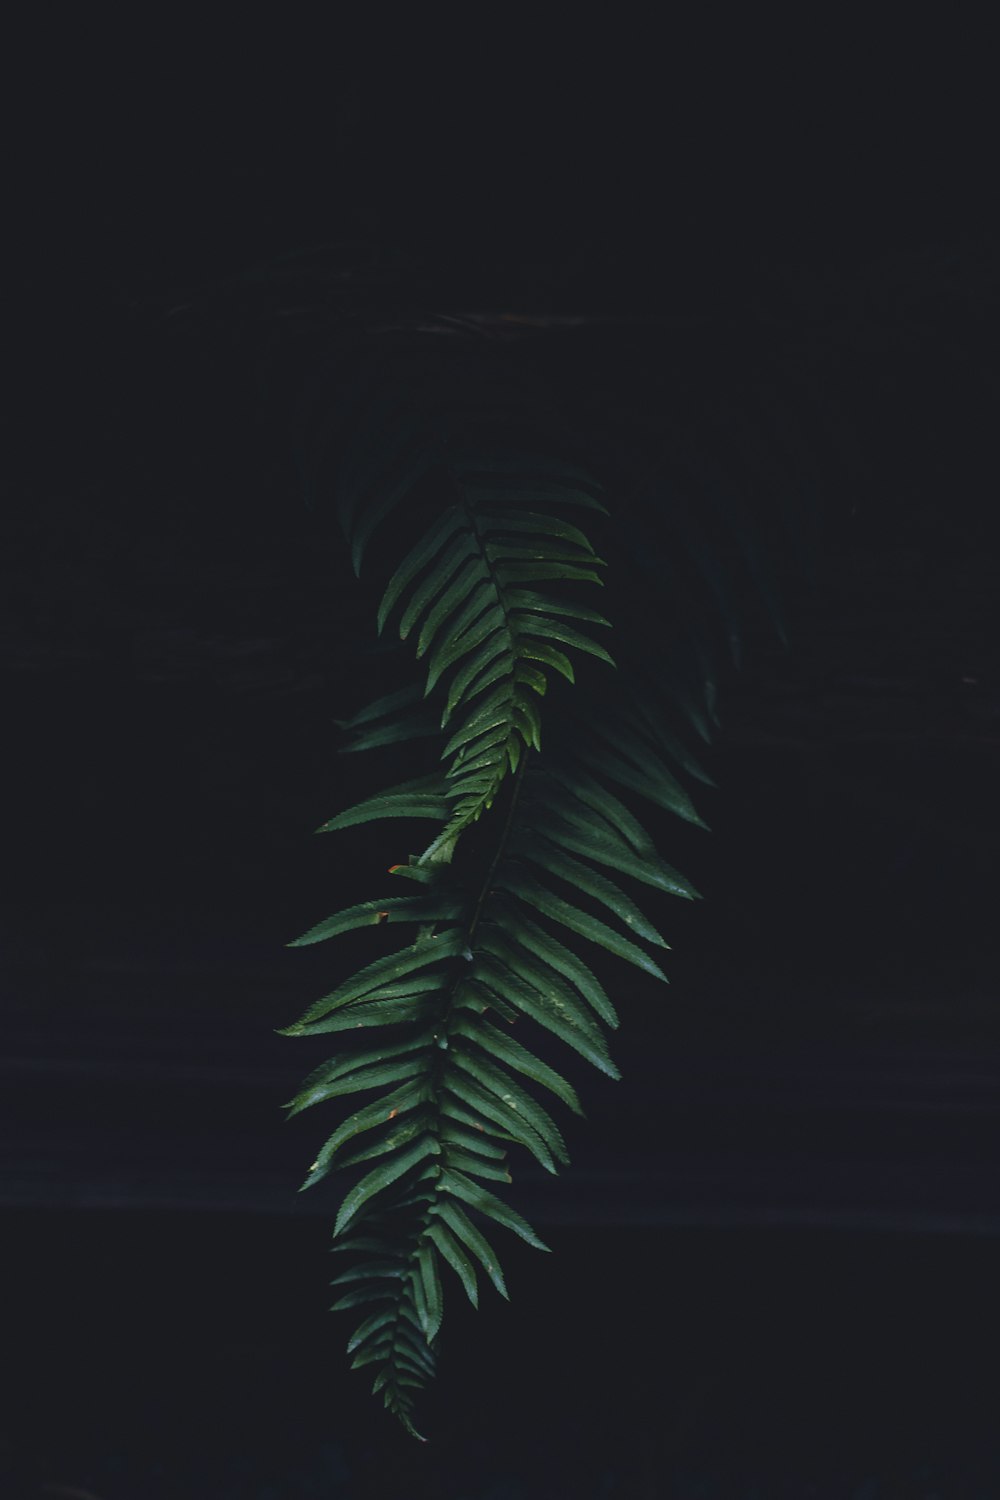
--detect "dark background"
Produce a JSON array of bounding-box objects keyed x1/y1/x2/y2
[{"x1": 3, "y1": 31, "x2": 1000, "y2": 1498}]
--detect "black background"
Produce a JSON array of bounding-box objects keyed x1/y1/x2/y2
[{"x1": 3, "y1": 27, "x2": 1000, "y2": 1498}]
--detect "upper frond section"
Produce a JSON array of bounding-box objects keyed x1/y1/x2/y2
[{"x1": 324, "y1": 370, "x2": 617, "y2": 864}]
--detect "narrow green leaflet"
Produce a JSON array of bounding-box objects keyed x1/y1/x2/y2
[
  {"x1": 439, "y1": 1121, "x2": 509, "y2": 1159},
  {"x1": 506, "y1": 589, "x2": 612, "y2": 626},
  {"x1": 289, "y1": 1031, "x2": 435, "y2": 1109},
  {"x1": 398, "y1": 532, "x2": 478, "y2": 640},
  {"x1": 423, "y1": 610, "x2": 506, "y2": 695},
  {"x1": 575, "y1": 717, "x2": 707, "y2": 828},
  {"x1": 442, "y1": 1066, "x2": 558, "y2": 1173},
  {"x1": 335, "y1": 683, "x2": 423, "y2": 730},
  {"x1": 339, "y1": 710, "x2": 441, "y2": 753},
  {"x1": 440, "y1": 1091, "x2": 520, "y2": 1142},
  {"x1": 512, "y1": 613, "x2": 615, "y2": 666},
  {"x1": 544, "y1": 764, "x2": 658, "y2": 854},
  {"x1": 287, "y1": 1052, "x2": 430, "y2": 1116},
  {"x1": 631, "y1": 695, "x2": 717, "y2": 786},
  {"x1": 483, "y1": 509, "x2": 596, "y2": 551},
  {"x1": 444, "y1": 638, "x2": 515, "y2": 721},
  {"x1": 509, "y1": 831, "x2": 669, "y2": 948},
  {"x1": 334, "y1": 1113, "x2": 432, "y2": 1172},
  {"x1": 425, "y1": 1221, "x2": 479, "y2": 1308},
  {"x1": 416, "y1": 1244, "x2": 444, "y2": 1341},
  {"x1": 433, "y1": 1199, "x2": 509, "y2": 1300},
  {"x1": 497, "y1": 868, "x2": 669, "y2": 982},
  {"x1": 569, "y1": 740, "x2": 707, "y2": 827},
  {"x1": 516, "y1": 638, "x2": 576, "y2": 682},
  {"x1": 437, "y1": 1168, "x2": 551, "y2": 1251},
  {"x1": 286, "y1": 895, "x2": 463, "y2": 947},
  {"x1": 441, "y1": 1148, "x2": 512, "y2": 1183},
  {"x1": 451, "y1": 1015, "x2": 583, "y2": 1115},
  {"x1": 449, "y1": 1048, "x2": 569, "y2": 1165},
  {"x1": 284, "y1": 930, "x2": 463, "y2": 1028},
  {"x1": 315, "y1": 775, "x2": 451, "y2": 833},
  {"x1": 346, "y1": 1305, "x2": 398, "y2": 1353},
  {"x1": 282, "y1": 992, "x2": 437, "y2": 1038},
  {"x1": 377, "y1": 505, "x2": 463, "y2": 634},
  {"x1": 467, "y1": 953, "x2": 618, "y2": 1076},
  {"x1": 485, "y1": 908, "x2": 620, "y2": 1031},
  {"x1": 527, "y1": 804, "x2": 701, "y2": 900},
  {"x1": 494, "y1": 561, "x2": 604, "y2": 587},
  {"x1": 331, "y1": 1287, "x2": 399, "y2": 1313},
  {"x1": 416, "y1": 563, "x2": 493, "y2": 661},
  {"x1": 334, "y1": 1135, "x2": 442, "y2": 1236},
  {"x1": 297, "y1": 1079, "x2": 429, "y2": 1189}
]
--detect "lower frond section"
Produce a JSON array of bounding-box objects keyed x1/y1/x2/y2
[{"x1": 284, "y1": 699, "x2": 707, "y2": 1433}]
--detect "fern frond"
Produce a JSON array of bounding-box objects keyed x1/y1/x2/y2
[{"x1": 277, "y1": 329, "x2": 811, "y2": 1437}]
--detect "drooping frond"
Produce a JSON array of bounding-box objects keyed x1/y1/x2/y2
[{"x1": 279, "y1": 327, "x2": 803, "y2": 1436}]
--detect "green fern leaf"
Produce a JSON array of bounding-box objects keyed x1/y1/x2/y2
[
  {"x1": 397, "y1": 533, "x2": 478, "y2": 640},
  {"x1": 289, "y1": 1055, "x2": 428, "y2": 1111},
  {"x1": 513, "y1": 614, "x2": 616, "y2": 666},
  {"x1": 509, "y1": 832, "x2": 669, "y2": 947},
  {"x1": 439, "y1": 1147, "x2": 512, "y2": 1183},
  {"x1": 437, "y1": 1168, "x2": 550, "y2": 1251},
  {"x1": 416, "y1": 1245, "x2": 444, "y2": 1341},
  {"x1": 286, "y1": 895, "x2": 462, "y2": 948},
  {"x1": 451, "y1": 1015, "x2": 584, "y2": 1115},
  {"x1": 285, "y1": 930, "x2": 461, "y2": 1028},
  {"x1": 282, "y1": 993, "x2": 435, "y2": 1038},
  {"x1": 486, "y1": 909, "x2": 620, "y2": 1032},
  {"x1": 483, "y1": 509, "x2": 596, "y2": 551},
  {"x1": 298, "y1": 1079, "x2": 430, "y2": 1187},
  {"x1": 493, "y1": 561, "x2": 604, "y2": 587},
  {"x1": 570, "y1": 740, "x2": 707, "y2": 827},
  {"x1": 497, "y1": 869, "x2": 669, "y2": 982},
  {"x1": 516, "y1": 638, "x2": 576, "y2": 683},
  {"x1": 334, "y1": 1113, "x2": 433, "y2": 1172},
  {"x1": 441, "y1": 1066, "x2": 558, "y2": 1173},
  {"x1": 440, "y1": 1092, "x2": 520, "y2": 1142},
  {"x1": 425, "y1": 1221, "x2": 480, "y2": 1307},
  {"x1": 448, "y1": 1048, "x2": 569, "y2": 1165},
  {"x1": 414, "y1": 569, "x2": 493, "y2": 660},
  {"x1": 439, "y1": 1121, "x2": 509, "y2": 1159},
  {"x1": 334, "y1": 1136, "x2": 441, "y2": 1236},
  {"x1": 631, "y1": 696, "x2": 716, "y2": 786},
  {"x1": 377, "y1": 506, "x2": 463, "y2": 634},
  {"x1": 314, "y1": 775, "x2": 450, "y2": 833},
  {"x1": 331, "y1": 1286, "x2": 398, "y2": 1313},
  {"x1": 506, "y1": 589, "x2": 612, "y2": 626},
  {"x1": 334, "y1": 683, "x2": 424, "y2": 730},
  {"x1": 467, "y1": 951, "x2": 618, "y2": 1075},
  {"x1": 572, "y1": 727, "x2": 708, "y2": 827},
  {"x1": 528, "y1": 803, "x2": 701, "y2": 900},
  {"x1": 443, "y1": 638, "x2": 516, "y2": 721},
  {"x1": 338, "y1": 712, "x2": 441, "y2": 753},
  {"x1": 290, "y1": 1031, "x2": 435, "y2": 1107},
  {"x1": 546, "y1": 764, "x2": 659, "y2": 854},
  {"x1": 422, "y1": 611, "x2": 506, "y2": 696}
]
